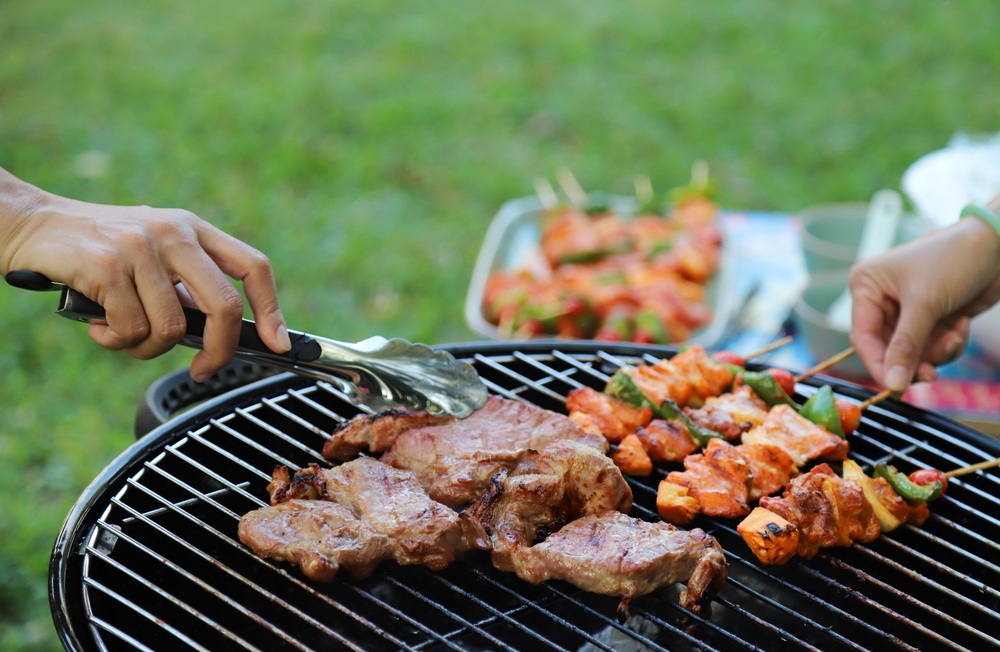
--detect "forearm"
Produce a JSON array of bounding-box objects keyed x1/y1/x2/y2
[{"x1": 0, "y1": 166, "x2": 49, "y2": 276}]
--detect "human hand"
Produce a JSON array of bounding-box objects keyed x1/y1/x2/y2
[
  {"x1": 849, "y1": 210, "x2": 1000, "y2": 393},
  {"x1": 0, "y1": 170, "x2": 291, "y2": 381}
]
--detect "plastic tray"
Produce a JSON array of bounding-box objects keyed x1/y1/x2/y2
[{"x1": 464, "y1": 194, "x2": 738, "y2": 348}]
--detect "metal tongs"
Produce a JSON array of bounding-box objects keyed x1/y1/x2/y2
[{"x1": 6, "y1": 270, "x2": 488, "y2": 418}]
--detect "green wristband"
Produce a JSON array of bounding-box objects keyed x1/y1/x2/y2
[{"x1": 960, "y1": 203, "x2": 1000, "y2": 239}]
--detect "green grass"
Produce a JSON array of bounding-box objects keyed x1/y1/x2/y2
[{"x1": 1, "y1": 1, "x2": 998, "y2": 649}]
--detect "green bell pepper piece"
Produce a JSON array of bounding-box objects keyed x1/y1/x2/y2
[
  {"x1": 605, "y1": 369, "x2": 659, "y2": 413},
  {"x1": 658, "y1": 399, "x2": 723, "y2": 447},
  {"x1": 874, "y1": 464, "x2": 943, "y2": 503},
  {"x1": 633, "y1": 309, "x2": 670, "y2": 344},
  {"x1": 739, "y1": 370, "x2": 797, "y2": 407},
  {"x1": 798, "y1": 386, "x2": 845, "y2": 437}
]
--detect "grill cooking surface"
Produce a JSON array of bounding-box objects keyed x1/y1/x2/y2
[{"x1": 51, "y1": 342, "x2": 1000, "y2": 652}]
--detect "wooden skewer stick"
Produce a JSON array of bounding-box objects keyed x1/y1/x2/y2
[
  {"x1": 859, "y1": 388, "x2": 894, "y2": 411},
  {"x1": 557, "y1": 167, "x2": 589, "y2": 208},
  {"x1": 794, "y1": 346, "x2": 856, "y2": 382},
  {"x1": 533, "y1": 177, "x2": 559, "y2": 210},
  {"x1": 944, "y1": 457, "x2": 1000, "y2": 479},
  {"x1": 743, "y1": 336, "x2": 793, "y2": 361}
]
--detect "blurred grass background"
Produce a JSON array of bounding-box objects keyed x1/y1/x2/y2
[{"x1": 1, "y1": 1, "x2": 997, "y2": 649}]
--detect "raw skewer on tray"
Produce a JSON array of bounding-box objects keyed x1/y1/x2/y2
[{"x1": 482, "y1": 168, "x2": 723, "y2": 343}]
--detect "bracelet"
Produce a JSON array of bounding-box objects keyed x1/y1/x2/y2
[{"x1": 960, "y1": 203, "x2": 1000, "y2": 239}]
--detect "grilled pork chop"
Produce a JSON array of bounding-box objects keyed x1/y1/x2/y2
[
  {"x1": 508, "y1": 511, "x2": 729, "y2": 619},
  {"x1": 239, "y1": 458, "x2": 488, "y2": 581},
  {"x1": 377, "y1": 396, "x2": 609, "y2": 507},
  {"x1": 238, "y1": 499, "x2": 389, "y2": 582},
  {"x1": 322, "y1": 409, "x2": 453, "y2": 461},
  {"x1": 464, "y1": 439, "x2": 633, "y2": 572}
]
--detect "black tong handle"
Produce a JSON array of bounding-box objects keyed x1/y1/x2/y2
[{"x1": 4, "y1": 270, "x2": 322, "y2": 362}]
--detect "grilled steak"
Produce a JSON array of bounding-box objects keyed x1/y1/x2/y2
[
  {"x1": 240, "y1": 457, "x2": 488, "y2": 580},
  {"x1": 378, "y1": 395, "x2": 609, "y2": 507},
  {"x1": 464, "y1": 439, "x2": 633, "y2": 571},
  {"x1": 238, "y1": 499, "x2": 389, "y2": 582},
  {"x1": 507, "y1": 510, "x2": 728, "y2": 619},
  {"x1": 322, "y1": 409, "x2": 454, "y2": 461}
]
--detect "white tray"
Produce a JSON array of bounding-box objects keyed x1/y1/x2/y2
[{"x1": 464, "y1": 194, "x2": 738, "y2": 348}]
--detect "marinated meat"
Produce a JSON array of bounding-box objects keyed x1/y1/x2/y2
[
  {"x1": 322, "y1": 409, "x2": 453, "y2": 461},
  {"x1": 760, "y1": 463, "x2": 880, "y2": 558},
  {"x1": 740, "y1": 443, "x2": 798, "y2": 501},
  {"x1": 622, "y1": 345, "x2": 733, "y2": 409},
  {"x1": 565, "y1": 386, "x2": 653, "y2": 443},
  {"x1": 379, "y1": 395, "x2": 608, "y2": 507},
  {"x1": 240, "y1": 458, "x2": 488, "y2": 580},
  {"x1": 657, "y1": 439, "x2": 797, "y2": 522},
  {"x1": 464, "y1": 440, "x2": 633, "y2": 572},
  {"x1": 684, "y1": 383, "x2": 770, "y2": 441},
  {"x1": 635, "y1": 419, "x2": 699, "y2": 463},
  {"x1": 507, "y1": 511, "x2": 728, "y2": 619},
  {"x1": 741, "y1": 404, "x2": 849, "y2": 467}
]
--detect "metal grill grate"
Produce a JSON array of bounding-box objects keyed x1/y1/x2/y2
[{"x1": 51, "y1": 342, "x2": 1000, "y2": 652}]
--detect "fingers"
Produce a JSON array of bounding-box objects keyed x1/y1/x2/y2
[
  {"x1": 848, "y1": 279, "x2": 894, "y2": 389},
  {"x1": 196, "y1": 225, "x2": 290, "y2": 354},
  {"x1": 880, "y1": 303, "x2": 942, "y2": 393},
  {"x1": 172, "y1": 245, "x2": 248, "y2": 382}
]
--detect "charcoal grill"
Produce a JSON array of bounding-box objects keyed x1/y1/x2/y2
[{"x1": 50, "y1": 341, "x2": 1000, "y2": 652}]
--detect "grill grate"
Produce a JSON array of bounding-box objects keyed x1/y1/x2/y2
[{"x1": 51, "y1": 342, "x2": 1000, "y2": 652}]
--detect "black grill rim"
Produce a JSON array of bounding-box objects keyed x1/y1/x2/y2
[{"x1": 48, "y1": 339, "x2": 1000, "y2": 652}]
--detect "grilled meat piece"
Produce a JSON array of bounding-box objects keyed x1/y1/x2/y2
[
  {"x1": 664, "y1": 439, "x2": 752, "y2": 518},
  {"x1": 506, "y1": 511, "x2": 729, "y2": 620},
  {"x1": 658, "y1": 439, "x2": 798, "y2": 522},
  {"x1": 741, "y1": 443, "x2": 798, "y2": 501},
  {"x1": 625, "y1": 345, "x2": 734, "y2": 409},
  {"x1": 323, "y1": 409, "x2": 454, "y2": 461},
  {"x1": 759, "y1": 463, "x2": 880, "y2": 558},
  {"x1": 741, "y1": 404, "x2": 849, "y2": 467},
  {"x1": 683, "y1": 383, "x2": 769, "y2": 442},
  {"x1": 238, "y1": 500, "x2": 389, "y2": 582},
  {"x1": 464, "y1": 440, "x2": 633, "y2": 572},
  {"x1": 636, "y1": 419, "x2": 699, "y2": 463},
  {"x1": 379, "y1": 395, "x2": 608, "y2": 507},
  {"x1": 241, "y1": 458, "x2": 488, "y2": 581},
  {"x1": 566, "y1": 386, "x2": 653, "y2": 443}
]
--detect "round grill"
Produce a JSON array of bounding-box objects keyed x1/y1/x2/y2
[{"x1": 49, "y1": 341, "x2": 1000, "y2": 652}]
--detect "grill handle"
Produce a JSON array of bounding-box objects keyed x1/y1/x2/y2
[{"x1": 134, "y1": 359, "x2": 278, "y2": 438}]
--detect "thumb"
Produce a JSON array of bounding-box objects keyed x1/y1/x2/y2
[{"x1": 882, "y1": 306, "x2": 939, "y2": 392}]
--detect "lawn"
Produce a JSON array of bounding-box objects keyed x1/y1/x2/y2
[{"x1": 1, "y1": 1, "x2": 997, "y2": 649}]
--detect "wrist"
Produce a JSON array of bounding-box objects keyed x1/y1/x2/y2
[
  {"x1": 956, "y1": 204, "x2": 1000, "y2": 266},
  {"x1": 0, "y1": 169, "x2": 49, "y2": 275},
  {"x1": 960, "y1": 203, "x2": 1000, "y2": 241}
]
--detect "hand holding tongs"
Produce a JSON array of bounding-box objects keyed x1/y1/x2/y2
[{"x1": 5, "y1": 270, "x2": 488, "y2": 418}]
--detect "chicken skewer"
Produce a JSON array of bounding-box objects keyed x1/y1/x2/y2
[
  {"x1": 585, "y1": 344, "x2": 862, "y2": 475},
  {"x1": 736, "y1": 458, "x2": 939, "y2": 565}
]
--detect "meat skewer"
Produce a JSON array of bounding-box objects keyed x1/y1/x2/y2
[{"x1": 736, "y1": 458, "x2": 936, "y2": 565}]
